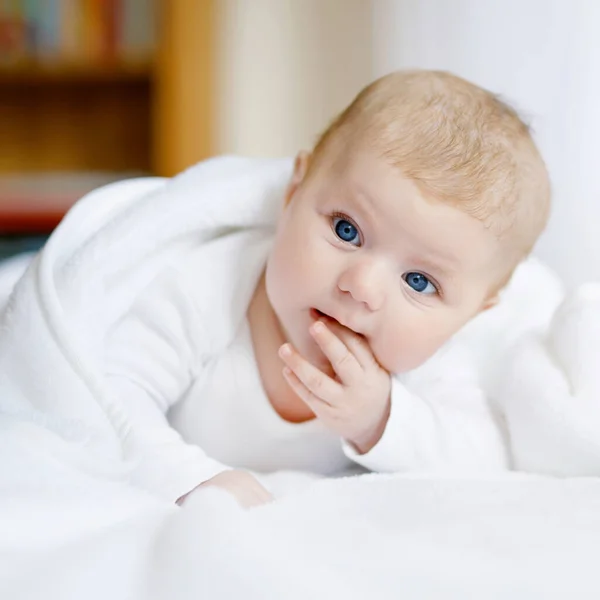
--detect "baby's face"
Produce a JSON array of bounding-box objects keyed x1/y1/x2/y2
[{"x1": 265, "y1": 149, "x2": 505, "y2": 374}]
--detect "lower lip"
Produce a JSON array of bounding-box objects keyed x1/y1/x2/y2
[
  {"x1": 309, "y1": 308, "x2": 363, "y2": 338},
  {"x1": 310, "y1": 308, "x2": 336, "y2": 324},
  {"x1": 310, "y1": 308, "x2": 326, "y2": 321}
]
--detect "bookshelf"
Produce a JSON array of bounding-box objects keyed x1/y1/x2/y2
[
  {"x1": 0, "y1": 0, "x2": 214, "y2": 182},
  {"x1": 0, "y1": 0, "x2": 214, "y2": 241},
  {"x1": 0, "y1": 60, "x2": 153, "y2": 83}
]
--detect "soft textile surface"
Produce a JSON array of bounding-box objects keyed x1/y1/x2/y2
[
  {"x1": 1, "y1": 156, "x2": 600, "y2": 599},
  {"x1": 2, "y1": 435, "x2": 600, "y2": 600},
  {"x1": 0, "y1": 252, "x2": 32, "y2": 311}
]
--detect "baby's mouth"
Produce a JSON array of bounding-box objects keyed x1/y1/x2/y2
[
  {"x1": 310, "y1": 307, "x2": 365, "y2": 340},
  {"x1": 310, "y1": 308, "x2": 354, "y2": 333},
  {"x1": 310, "y1": 308, "x2": 336, "y2": 324}
]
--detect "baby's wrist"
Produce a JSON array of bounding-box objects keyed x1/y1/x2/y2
[{"x1": 349, "y1": 398, "x2": 391, "y2": 455}]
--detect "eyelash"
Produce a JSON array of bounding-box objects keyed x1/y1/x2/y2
[
  {"x1": 330, "y1": 211, "x2": 362, "y2": 245},
  {"x1": 402, "y1": 272, "x2": 442, "y2": 297}
]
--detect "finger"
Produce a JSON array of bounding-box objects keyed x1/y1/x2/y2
[
  {"x1": 309, "y1": 320, "x2": 362, "y2": 384},
  {"x1": 324, "y1": 320, "x2": 377, "y2": 370},
  {"x1": 246, "y1": 494, "x2": 273, "y2": 509},
  {"x1": 248, "y1": 493, "x2": 274, "y2": 509},
  {"x1": 245, "y1": 475, "x2": 274, "y2": 499},
  {"x1": 279, "y1": 343, "x2": 341, "y2": 403},
  {"x1": 237, "y1": 486, "x2": 273, "y2": 509},
  {"x1": 282, "y1": 366, "x2": 336, "y2": 421},
  {"x1": 246, "y1": 483, "x2": 274, "y2": 508},
  {"x1": 255, "y1": 487, "x2": 274, "y2": 505}
]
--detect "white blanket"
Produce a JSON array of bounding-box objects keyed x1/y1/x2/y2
[{"x1": 1, "y1": 156, "x2": 600, "y2": 599}]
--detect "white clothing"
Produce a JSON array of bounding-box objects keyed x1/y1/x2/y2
[
  {"x1": 105, "y1": 217, "x2": 563, "y2": 502},
  {"x1": 106, "y1": 230, "x2": 349, "y2": 501}
]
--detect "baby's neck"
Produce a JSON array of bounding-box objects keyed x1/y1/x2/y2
[{"x1": 247, "y1": 273, "x2": 315, "y2": 424}]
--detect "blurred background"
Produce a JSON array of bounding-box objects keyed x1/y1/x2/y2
[{"x1": 0, "y1": 0, "x2": 598, "y2": 285}]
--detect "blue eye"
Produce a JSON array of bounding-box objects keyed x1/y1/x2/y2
[
  {"x1": 333, "y1": 216, "x2": 361, "y2": 246},
  {"x1": 404, "y1": 272, "x2": 437, "y2": 294}
]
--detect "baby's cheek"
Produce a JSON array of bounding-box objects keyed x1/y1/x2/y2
[
  {"x1": 376, "y1": 323, "x2": 449, "y2": 374},
  {"x1": 269, "y1": 241, "x2": 305, "y2": 294}
]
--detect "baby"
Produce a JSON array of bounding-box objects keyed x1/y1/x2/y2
[{"x1": 105, "y1": 70, "x2": 550, "y2": 508}]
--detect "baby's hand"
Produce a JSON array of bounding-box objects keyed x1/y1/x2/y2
[
  {"x1": 177, "y1": 470, "x2": 274, "y2": 509},
  {"x1": 279, "y1": 319, "x2": 391, "y2": 454}
]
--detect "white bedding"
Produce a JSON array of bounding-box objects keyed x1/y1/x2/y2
[
  {"x1": 0, "y1": 252, "x2": 32, "y2": 311},
  {"x1": 2, "y1": 430, "x2": 600, "y2": 600},
  {"x1": 1, "y1": 156, "x2": 600, "y2": 599}
]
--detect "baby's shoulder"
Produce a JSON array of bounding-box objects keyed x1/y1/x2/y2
[
  {"x1": 172, "y1": 228, "x2": 271, "y2": 299},
  {"x1": 150, "y1": 229, "x2": 272, "y2": 352}
]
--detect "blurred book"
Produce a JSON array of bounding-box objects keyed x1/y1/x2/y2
[
  {"x1": 0, "y1": 0, "x2": 157, "y2": 66},
  {"x1": 0, "y1": 171, "x2": 144, "y2": 233}
]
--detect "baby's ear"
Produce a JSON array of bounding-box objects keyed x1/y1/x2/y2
[
  {"x1": 480, "y1": 294, "x2": 500, "y2": 312},
  {"x1": 284, "y1": 151, "x2": 311, "y2": 206},
  {"x1": 481, "y1": 270, "x2": 513, "y2": 312}
]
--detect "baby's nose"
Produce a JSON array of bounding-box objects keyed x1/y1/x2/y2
[{"x1": 337, "y1": 260, "x2": 385, "y2": 311}]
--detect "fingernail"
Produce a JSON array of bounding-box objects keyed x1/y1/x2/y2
[
  {"x1": 279, "y1": 344, "x2": 292, "y2": 357},
  {"x1": 311, "y1": 321, "x2": 325, "y2": 335}
]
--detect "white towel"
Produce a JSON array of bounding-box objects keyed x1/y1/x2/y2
[
  {"x1": 501, "y1": 282, "x2": 600, "y2": 474},
  {"x1": 1, "y1": 156, "x2": 600, "y2": 599},
  {"x1": 0, "y1": 157, "x2": 291, "y2": 480},
  {"x1": 0, "y1": 252, "x2": 33, "y2": 311},
  {"x1": 2, "y1": 433, "x2": 600, "y2": 600},
  {"x1": 1, "y1": 155, "x2": 600, "y2": 479}
]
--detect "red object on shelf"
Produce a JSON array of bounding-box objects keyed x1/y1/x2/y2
[
  {"x1": 0, "y1": 193, "x2": 76, "y2": 234},
  {"x1": 0, "y1": 172, "x2": 139, "y2": 234},
  {"x1": 0, "y1": 17, "x2": 27, "y2": 60}
]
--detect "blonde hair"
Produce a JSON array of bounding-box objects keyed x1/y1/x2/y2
[{"x1": 312, "y1": 70, "x2": 550, "y2": 271}]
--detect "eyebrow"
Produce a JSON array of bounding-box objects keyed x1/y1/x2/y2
[
  {"x1": 346, "y1": 189, "x2": 382, "y2": 230},
  {"x1": 409, "y1": 253, "x2": 458, "y2": 280}
]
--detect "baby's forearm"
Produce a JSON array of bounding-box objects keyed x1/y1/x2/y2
[
  {"x1": 107, "y1": 375, "x2": 229, "y2": 502},
  {"x1": 344, "y1": 376, "x2": 510, "y2": 473}
]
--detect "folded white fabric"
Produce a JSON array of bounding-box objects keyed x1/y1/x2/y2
[
  {"x1": 0, "y1": 157, "x2": 291, "y2": 483},
  {"x1": 0, "y1": 252, "x2": 33, "y2": 312},
  {"x1": 0, "y1": 155, "x2": 599, "y2": 484},
  {"x1": 501, "y1": 282, "x2": 600, "y2": 474},
  {"x1": 2, "y1": 431, "x2": 600, "y2": 600},
  {"x1": 1, "y1": 156, "x2": 600, "y2": 600}
]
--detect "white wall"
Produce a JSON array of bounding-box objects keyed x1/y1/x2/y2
[
  {"x1": 215, "y1": 0, "x2": 373, "y2": 158},
  {"x1": 373, "y1": 0, "x2": 600, "y2": 285}
]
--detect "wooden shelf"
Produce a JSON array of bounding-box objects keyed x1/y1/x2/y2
[
  {"x1": 0, "y1": 61, "x2": 154, "y2": 84},
  {"x1": 0, "y1": 1, "x2": 214, "y2": 178}
]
